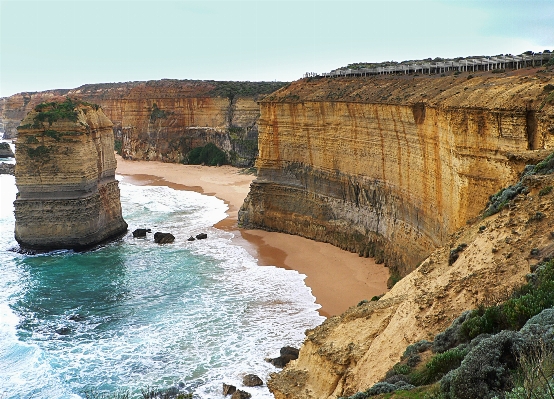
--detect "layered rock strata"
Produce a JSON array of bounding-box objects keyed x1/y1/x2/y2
[
  {"x1": 14, "y1": 99, "x2": 128, "y2": 250},
  {"x1": 239, "y1": 70, "x2": 554, "y2": 277},
  {"x1": 1, "y1": 80, "x2": 287, "y2": 166}
]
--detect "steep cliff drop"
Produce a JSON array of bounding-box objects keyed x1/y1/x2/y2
[
  {"x1": 0, "y1": 80, "x2": 287, "y2": 167},
  {"x1": 239, "y1": 71, "x2": 554, "y2": 279},
  {"x1": 14, "y1": 98, "x2": 128, "y2": 251},
  {"x1": 237, "y1": 69, "x2": 554, "y2": 399}
]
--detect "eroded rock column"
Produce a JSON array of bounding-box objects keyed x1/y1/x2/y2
[{"x1": 14, "y1": 98, "x2": 128, "y2": 250}]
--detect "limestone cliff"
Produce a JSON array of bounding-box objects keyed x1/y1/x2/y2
[
  {"x1": 14, "y1": 99, "x2": 128, "y2": 250},
  {"x1": 1, "y1": 80, "x2": 287, "y2": 166},
  {"x1": 267, "y1": 156, "x2": 554, "y2": 399},
  {"x1": 239, "y1": 70, "x2": 554, "y2": 277}
]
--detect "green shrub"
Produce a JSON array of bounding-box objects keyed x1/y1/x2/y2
[
  {"x1": 459, "y1": 305, "x2": 505, "y2": 340},
  {"x1": 394, "y1": 364, "x2": 412, "y2": 375},
  {"x1": 150, "y1": 103, "x2": 171, "y2": 121},
  {"x1": 403, "y1": 340, "x2": 432, "y2": 359},
  {"x1": 534, "y1": 152, "x2": 554, "y2": 174},
  {"x1": 187, "y1": 142, "x2": 228, "y2": 166},
  {"x1": 503, "y1": 282, "x2": 554, "y2": 329},
  {"x1": 412, "y1": 347, "x2": 468, "y2": 386},
  {"x1": 44, "y1": 130, "x2": 61, "y2": 141},
  {"x1": 33, "y1": 98, "x2": 79, "y2": 126},
  {"x1": 114, "y1": 140, "x2": 122, "y2": 155},
  {"x1": 208, "y1": 81, "x2": 288, "y2": 101},
  {"x1": 433, "y1": 311, "x2": 472, "y2": 353},
  {"x1": 539, "y1": 186, "x2": 553, "y2": 196},
  {"x1": 457, "y1": 260, "x2": 554, "y2": 341},
  {"x1": 440, "y1": 330, "x2": 520, "y2": 399},
  {"x1": 27, "y1": 145, "x2": 51, "y2": 161}
]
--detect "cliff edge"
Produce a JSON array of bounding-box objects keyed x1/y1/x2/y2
[
  {"x1": 239, "y1": 69, "x2": 554, "y2": 278},
  {"x1": 14, "y1": 98, "x2": 128, "y2": 250},
  {"x1": 1, "y1": 80, "x2": 287, "y2": 167}
]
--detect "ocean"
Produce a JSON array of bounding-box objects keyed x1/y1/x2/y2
[{"x1": 0, "y1": 141, "x2": 324, "y2": 398}]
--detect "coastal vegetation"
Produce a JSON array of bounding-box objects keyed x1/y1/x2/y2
[
  {"x1": 208, "y1": 80, "x2": 288, "y2": 101},
  {"x1": 150, "y1": 103, "x2": 172, "y2": 122},
  {"x1": 186, "y1": 142, "x2": 228, "y2": 166},
  {"x1": 344, "y1": 246, "x2": 554, "y2": 399}
]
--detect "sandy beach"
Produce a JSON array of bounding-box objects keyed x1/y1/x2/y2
[{"x1": 116, "y1": 156, "x2": 389, "y2": 317}]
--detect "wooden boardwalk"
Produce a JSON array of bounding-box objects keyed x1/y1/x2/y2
[{"x1": 305, "y1": 52, "x2": 554, "y2": 78}]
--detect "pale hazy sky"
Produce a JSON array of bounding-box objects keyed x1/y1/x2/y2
[{"x1": 1, "y1": 0, "x2": 553, "y2": 97}]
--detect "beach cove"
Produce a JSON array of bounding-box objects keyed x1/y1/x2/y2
[{"x1": 115, "y1": 155, "x2": 389, "y2": 317}]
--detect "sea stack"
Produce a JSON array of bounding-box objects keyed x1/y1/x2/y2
[{"x1": 14, "y1": 98, "x2": 128, "y2": 250}]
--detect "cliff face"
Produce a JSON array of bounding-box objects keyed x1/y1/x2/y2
[
  {"x1": 1, "y1": 90, "x2": 69, "y2": 139},
  {"x1": 267, "y1": 170, "x2": 554, "y2": 398},
  {"x1": 1, "y1": 80, "x2": 287, "y2": 166},
  {"x1": 239, "y1": 71, "x2": 554, "y2": 277},
  {"x1": 14, "y1": 99, "x2": 128, "y2": 250}
]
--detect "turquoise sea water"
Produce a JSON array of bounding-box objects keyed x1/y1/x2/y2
[{"x1": 0, "y1": 148, "x2": 324, "y2": 398}]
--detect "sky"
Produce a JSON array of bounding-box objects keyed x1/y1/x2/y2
[{"x1": 1, "y1": 0, "x2": 553, "y2": 97}]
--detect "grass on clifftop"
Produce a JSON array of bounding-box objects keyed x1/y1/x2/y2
[
  {"x1": 18, "y1": 98, "x2": 101, "y2": 130},
  {"x1": 208, "y1": 81, "x2": 288, "y2": 101}
]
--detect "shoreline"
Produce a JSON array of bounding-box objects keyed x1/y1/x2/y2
[{"x1": 115, "y1": 156, "x2": 389, "y2": 317}]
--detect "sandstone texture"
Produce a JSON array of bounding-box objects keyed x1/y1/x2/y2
[
  {"x1": 14, "y1": 99, "x2": 128, "y2": 250},
  {"x1": 1, "y1": 80, "x2": 286, "y2": 166},
  {"x1": 239, "y1": 69, "x2": 554, "y2": 277},
  {"x1": 267, "y1": 170, "x2": 554, "y2": 399}
]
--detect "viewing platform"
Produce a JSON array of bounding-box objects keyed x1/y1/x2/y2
[{"x1": 304, "y1": 52, "x2": 554, "y2": 79}]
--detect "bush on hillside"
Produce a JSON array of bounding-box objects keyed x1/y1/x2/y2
[
  {"x1": 412, "y1": 347, "x2": 468, "y2": 386},
  {"x1": 433, "y1": 311, "x2": 472, "y2": 353},
  {"x1": 186, "y1": 143, "x2": 228, "y2": 166},
  {"x1": 440, "y1": 330, "x2": 521, "y2": 399}
]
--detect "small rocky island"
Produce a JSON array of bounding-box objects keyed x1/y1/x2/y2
[
  {"x1": 14, "y1": 98, "x2": 128, "y2": 250},
  {"x1": 0, "y1": 142, "x2": 15, "y2": 158}
]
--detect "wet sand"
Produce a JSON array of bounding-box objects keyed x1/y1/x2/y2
[{"x1": 116, "y1": 156, "x2": 389, "y2": 317}]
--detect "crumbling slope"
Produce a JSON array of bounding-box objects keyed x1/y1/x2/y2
[{"x1": 268, "y1": 167, "x2": 554, "y2": 399}]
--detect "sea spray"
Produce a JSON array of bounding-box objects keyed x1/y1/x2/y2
[{"x1": 0, "y1": 176, "x2": 324, "y2": 398}]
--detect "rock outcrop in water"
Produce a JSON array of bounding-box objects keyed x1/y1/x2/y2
[
  {"x1": 239, "y1": 69, "x2": 554, "y2": 278},
  {"x1": 14, "y1": 98, "x2": 128, "y2": 250},
  {"x1": 0, "y1": 142, "x2": 14, "y2": 157},
  {"x1": 1, "y1": 80, "x2": 287, "y2": 167}
]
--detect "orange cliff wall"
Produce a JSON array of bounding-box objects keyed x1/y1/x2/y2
[
  {"x1": 239, "y1": 71, "x2": 554, "y2": 277},
  {"x1": 1, "y1": 80, "x2": 287, "y2": 166}
]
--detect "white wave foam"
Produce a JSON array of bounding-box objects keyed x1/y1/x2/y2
[{"x1": 0, "y1": 176, "x2": 324, "y2": 399}]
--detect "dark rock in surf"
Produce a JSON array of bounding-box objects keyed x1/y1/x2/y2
[
  {"x1": 154, "y1": 232, "x2": 175, "y2": 244},
  {"x1": 55, "y1": 326, "x2": 71, "y2": 335},
  {"x1": 0, "y1": 162, "x2": 15, "y2": 175},
  {"x1": 132, "y1": 228, "x2": 151, "y2": 238},
  {"x1": 223, "y1": 383, "x2": 237, "y2": 396},
  {"x1": 196, "y1": 233, "x2": 208, "y2": 240},
  {"x1": 266, "y1": 346, "x2": 300, "y2": 368},
  {"x1": 243, "y1": 374, "x2": 263, "y2": 387},
  {"x1": 231, "y1": 390, "x2": 251, "y2": 399},
  {"x1": 0, "y1": 143, "x2": 14, "y2": 158},
  {"x1": 187, "y1": 236, "x2": 196, "y2": 241}
]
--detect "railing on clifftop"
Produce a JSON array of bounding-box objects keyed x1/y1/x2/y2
[{"x1": 304, "y1": 52, "x2": 554, "y2": 79}]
